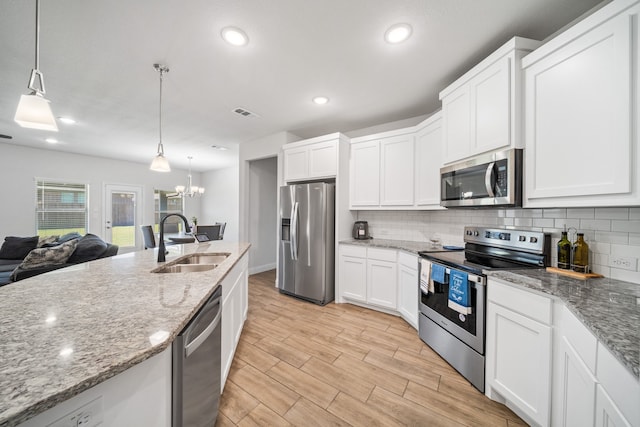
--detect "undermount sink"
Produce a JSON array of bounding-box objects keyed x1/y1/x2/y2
[
  {"x1": 176, "y1": 253, "x2": 229, "y2": 265},
  {"x1": 154, "y1": 264, "x2": 217, "y2": 274},
  {"x1": 152, "y1": 253, "x2": 230, "y2": 274}
]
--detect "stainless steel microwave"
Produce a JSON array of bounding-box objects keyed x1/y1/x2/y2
[{"x1": 440, "y1": 148, "x2": 523, "y2": 208}]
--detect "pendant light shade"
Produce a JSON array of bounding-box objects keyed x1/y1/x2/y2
[
  {"x1": 150, "y1": 151, "x2": 171, "y2": 172},
  {"x1": 14, "y1": 0, "x2": 58, "y2": 132},
  {"x1": 150, "y1": 64, "x2": 171, "y2": 172},
  {"x1": 15, "y1": 92, "x2": 57, "y2": 131}
]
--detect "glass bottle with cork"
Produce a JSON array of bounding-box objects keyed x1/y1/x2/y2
[
  {"x1": 557, "y1": 226, "x2": 572, "y2": 270},
  {"x1": 572, "y1": 232, "x2": 589, "y2": 273}
]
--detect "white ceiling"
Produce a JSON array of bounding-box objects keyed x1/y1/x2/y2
[{"x1": 0, "y1": 0, "x2": 606, "y2": 172}]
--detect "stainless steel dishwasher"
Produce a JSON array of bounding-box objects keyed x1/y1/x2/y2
[{"x1": 173, "y1": 286, "x2": 222, "y2": 427}]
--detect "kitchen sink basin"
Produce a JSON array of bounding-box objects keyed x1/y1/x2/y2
[
  {"x1": 176, "y1": 253, "x2": 229, "y2": 265},
  {"x1": 154, "y1": 264, "x2": 217, "y2": 274}
]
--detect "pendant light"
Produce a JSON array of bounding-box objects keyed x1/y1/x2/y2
[
  {"x1": 14, "y1": 0, "x2": 58, "y2": 131},
  {"x1": 175, "y1": 156, "x2": 205, "y2": 197},
  {"x1": 150, "y1": 64, "x2": 171, "y2": 172}
]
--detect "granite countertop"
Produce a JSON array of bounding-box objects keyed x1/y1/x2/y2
[
  {"x1": 487, "y1": 269, "x2": 639, "y2": 379},
  {"x1": 0, "y1": 241, "x2": 250, "y2": 427},
  {"x1": 341, "y1": 239, "x2": 639, "y2": 380},
  {"x1": 339, "y1": 238, "x2": 461, "y2": 254}
]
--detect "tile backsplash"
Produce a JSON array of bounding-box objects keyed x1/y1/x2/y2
[{"x1": 357, "y1": 207, "x2": 640, "y2": 285}]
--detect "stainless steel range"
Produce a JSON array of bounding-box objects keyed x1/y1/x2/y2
[{"x1": 418, "y1": 226, "x2": 550, "y2": 392}]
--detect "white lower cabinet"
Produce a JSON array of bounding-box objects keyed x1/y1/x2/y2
[
  {"x1": 595, "y1": 385, "x2": 632, "y2": 427},
  {"x1": 486, "y1": 279, "x2": 552, "y2": 427},
  {"x1": 554, "y1": 337, "x2": 598, "y2": 427},
  {"x1": 221, "y1": 254, "x2": 248, "y2": 390},
  {"x1": 397, "y1": 252, "x2": 418, "y2": 330},
  {"x1": 338, "y1": 245, "x2": 367, "y2": 302},
  {"x1": 488, "y1": 278, "x2": 640, "y2": 427},
  {"x1": 338, "y1": 245, "x2": 419, "y2": 330},
  {"x1": 366, "y1": 256, "x2": 397, "y2": 310}
]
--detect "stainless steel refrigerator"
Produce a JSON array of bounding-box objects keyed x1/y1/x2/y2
[{"x1": 278, "y1": 182, "x2": 335, "y2": 305}]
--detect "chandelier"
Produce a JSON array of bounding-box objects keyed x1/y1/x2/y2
[{"x1": 175, "y1": 156, "x2": 205, "y2": 197}]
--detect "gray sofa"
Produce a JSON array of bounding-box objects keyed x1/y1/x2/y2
[{"x1": 0, "y1": 233, "x2": 118, "y2": 286}]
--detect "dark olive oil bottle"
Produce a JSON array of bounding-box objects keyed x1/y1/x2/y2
[
  {"x1": 557, "y1": 231, "x2": 571, "y2": 270},
  {"x1": 572, "y1": 233, "x2": 589, "y2": 273}
]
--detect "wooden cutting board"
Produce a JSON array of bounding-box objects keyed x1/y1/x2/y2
[{"x1": 546, "y1": 267, "x2": 604, "y2": 280}]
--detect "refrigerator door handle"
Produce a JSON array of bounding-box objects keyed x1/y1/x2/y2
[{"x1": 291, "y1": 201, "x2": 299, "y2": 260}]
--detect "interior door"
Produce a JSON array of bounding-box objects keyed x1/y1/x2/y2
[{"x1": 104, "y1": 184, "x2": 143, "y2": 253}]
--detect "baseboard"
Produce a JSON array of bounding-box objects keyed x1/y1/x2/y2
[{"x1": 248, "y1": 263, "x2": 276, "y2": 275}]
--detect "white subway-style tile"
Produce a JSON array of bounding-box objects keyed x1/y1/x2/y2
[
  {"x1": 533, "y1": 218, "x2": 555, "y2": 228},
  {"x1": 611, "y1": 220, "x2": 640, "y2": 233},
  {"x1": 567, "y1": 208, "x2": 595, "y2": 219},
  {"x1": 610, "y1": 244, "x2": 640, "y2": 258},
  {"x1": 594, "y1": 231, "x2": 629, "y2": 245},
  {"x1": 595, "y1": 207, "x2": 628, "y2": 220},
  {"x1": 610, "y1": 268, "x2": 640, "y2": 283},
  {"x1": 514, "y1": 218, "x2": 533, "y2": 227},
  {"x1": 579, "y1": 219, "x2": 611, "y2": 232},
  {"x1": 630, "y1": 208, "x2": 640, "y2": 220},
  {"x1": 555, "y1": 218, "x2": 580, "y2": 230},
  {"x1": 629, "y1": 234, "x2": 640, "y2": 246},
  {"x1": 543, "y1": 208, "x2": 567, "y2": 218}
]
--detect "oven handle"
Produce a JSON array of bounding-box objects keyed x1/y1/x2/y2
[{"x1": 443, "y1": 267, "x2": 484, "y2": 286}]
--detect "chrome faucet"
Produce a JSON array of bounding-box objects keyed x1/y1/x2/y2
[{"x1": 158, "y1": 214, "x2": 191, "y2": 262}]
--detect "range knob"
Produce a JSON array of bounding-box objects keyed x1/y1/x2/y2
[
  {"x1": 466, "y1": 230, "x2": 473, "y2": 236},
  {"x1": 530, "y1": 237, "x2": 538, "y2": 243},
  {"x1": 519, "y1": 236, "x2": 526, "y2": 242},
  {"x1": 499, "y1": 233, "x2": 506, "y2": 240},
  {"x1": 473, "y1": 231, "x2": 479, "y2": 237}
]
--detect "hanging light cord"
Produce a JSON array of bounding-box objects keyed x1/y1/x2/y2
[
  {"x1": 34, "y1": 0, "x2": 40, "y2": 71},
  {"x1": 155, "y1": 64, "x2": 169, "y2": 156}
]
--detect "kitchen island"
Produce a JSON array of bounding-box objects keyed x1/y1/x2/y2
[{"x1": 0, "y1": 241, "x2": 250, "y2": 427}]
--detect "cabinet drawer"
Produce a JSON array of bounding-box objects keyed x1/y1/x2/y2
[
  {"x1": 398, "y1": 251, "x2": 418, "y2": 269},
  {"x1": 562, "y1": 305, "x2": 597, "y2": 374},
  {"x1": 339, "y1": 244, "x2": 366, "y2": 258},
  {"x1": 367, "y1": 248, "x2": 397, "y2": 262},
  {"x1": 488, "y1": 278, "x2": 552, "y2": 325}
]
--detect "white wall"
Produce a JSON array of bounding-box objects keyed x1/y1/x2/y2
[
  {"x1": 200, "y1": 166, "x2": 239, "y2": 241},
  {"x1": 238, "y1": 131, "x2": 299, "y2": 242},
  {"x1": 0, "y1": 142, "x2": 201, "y2": 247},
  {"x1": 248, "y1": 157, "x2": 278, "y2": 274}
]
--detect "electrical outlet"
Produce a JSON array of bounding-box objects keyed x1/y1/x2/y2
[
  {"x1": 47, "y1": 397, "x2": 103, "y2": 427},
  {"x1": 609, "y1": 256, "x2": 638, "y2": 271}
]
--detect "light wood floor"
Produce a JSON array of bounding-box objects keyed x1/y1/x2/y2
[{"x1": 216, "y1": 270, "x2": 526, "y2": 427}]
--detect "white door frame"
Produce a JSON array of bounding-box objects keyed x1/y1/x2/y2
[{"x1": 104, "y1": 183, "x2": 144, "y2": 253}]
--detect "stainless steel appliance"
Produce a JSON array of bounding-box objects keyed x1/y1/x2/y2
[
  {"x1": 440, "y1": 148, "x2": 523, "y2": 208},
  {"x1": 173, "y1": 286, "x2": 222, "y2": 427},
  {"x1": 418, "y1": 226, "x2": 549, "y2": 392},
  {"x1": 352, "y1": 221, "x2": 371, "y2": 240},
  {"x1": 279, "y1": 182, "x2": 335, "y2": 305}
]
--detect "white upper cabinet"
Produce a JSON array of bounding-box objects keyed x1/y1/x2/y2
[
  {"x1": 380, "y1": 134, "x2": 415, "y2": 206},
  {"x1": 350, "y1": 140, "x2": 381, "y2": 207},
  {"x1": 283, "y1": 133, "x2": 344, "y2": 182},
  {"x1": 440, "y1": 37, "x2": 541, "y2": 164},
  {"x1": 414, "y1": 112, "x2": 444, "y2": 208},
  {"x1": 523, "y1": 0, "x2": 640, "y2": 207},
  {"x1": 350, "y1": 113, "x2": 443, "y2": 210}
]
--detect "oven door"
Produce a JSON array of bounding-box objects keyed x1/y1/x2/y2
[{"x1": 419, "y1": 261, "x2": 485, "y2": 355}]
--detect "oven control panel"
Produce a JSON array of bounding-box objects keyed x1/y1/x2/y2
[{"x1": 464, "y1": 226, "x2": 547, "y2": 254}]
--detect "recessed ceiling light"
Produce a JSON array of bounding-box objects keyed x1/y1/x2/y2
[
  {"x1": 45, "y1": 138, "x2": 58, "y2": 144},
  {"x1": 221, "y1": 27, "x2": 249, "y2": 46},
  {"x1": 385, "y1": 23, "x2": 412, "y2": 44},
  {"x1": 58, "y1": 117, "x2": 76, "y2": 125},
  {"x1": 211, "y1": 145, "x2": 228, "y2": 151},
  {"x1": 313, "y1": 96, "x2": 329, "y2": 105}
]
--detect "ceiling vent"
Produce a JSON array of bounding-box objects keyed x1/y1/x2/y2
[{"x1": 232, "y1": 107, "x2": 260, "y2": 118}]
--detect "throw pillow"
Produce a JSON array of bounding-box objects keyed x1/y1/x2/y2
[
  {"x1": 37, "y1": 235, "x2": 59, "y2": 248},
  {"x1": 67, "y1": 234, "x2": 108, "y2": 264},
  {"x1": 17, "y1": 239, "x2": 79, "y2": 270},
  {"x1": 0, "y1": 236, "x2": 39, "y2": 260},
  {"x1": 57, "y1": 232, "x2": 82, "y2": 244}
]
